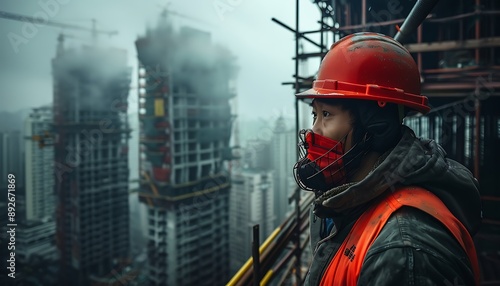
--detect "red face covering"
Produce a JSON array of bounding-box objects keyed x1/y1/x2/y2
[{"x1": 304, "y1": 131, "x2": 347, "y2": 187}]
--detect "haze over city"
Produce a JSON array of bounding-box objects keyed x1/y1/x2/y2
[
  {"x1": 0, "y1": 1, "x2": 320, "y2": 284},
  {"x1": 0, "y1": 0, "x2": 321, "y2": 120},
  {"x1": 2, "y1": 0, "x2": 498, "y2": 285},
  {"x1": 0, "y1": 0, "x2": 321, "y2": 182}
]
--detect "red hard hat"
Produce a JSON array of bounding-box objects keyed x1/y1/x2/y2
[{"x1": 296, "y1": 32, "x2": 430, "y2": 114}]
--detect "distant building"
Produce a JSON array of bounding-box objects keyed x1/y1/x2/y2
[
  {"x1": 135, "y1": 11, "x2": 237, "y2": 286},
  {"x1": 17, "y1": 106, "x2": 57, "y2": 264},
  {"x1": 229, "y1": 169, "x2": 274, "y2": 275},
  {"x1": 129, "y1": 190, "x2": 148, "y2": 258},
  {"x1": 24, "y1": 106, "x2": 54, "y2": 221},
  {"x1": 17, "y1": 220, "x2": 57, "y2": 263},
  {"x1": 0, "y1": 131, "x2": 23, "y2": 188},
  {"x1": 52, "y1": 36, "x2": 131, "y2": 285},
  {"x1": 271, "y1": 116, "x2": 297, "y2": 227},
  {"x1": 0, "y1": 200, "x2": 10, "y2": 275},
  {"x1": 243, "y1": 139, "x2": 271, "y2": 170}
]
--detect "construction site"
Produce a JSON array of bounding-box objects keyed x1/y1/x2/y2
[
  {"x1": 52, "y1": 36, "x2": 132, "y2": 285},
  {"x1": 0, "y1": 8, "x2": 135, "y2": 286}
]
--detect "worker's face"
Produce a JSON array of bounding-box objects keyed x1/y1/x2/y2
[{"x1": 311, "y1": 100, "x2": 354, "y2": 151}]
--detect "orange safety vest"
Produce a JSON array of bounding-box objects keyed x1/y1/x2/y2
[{"x1": 319, "y1": 186, "x2": 480, "y2": 286}]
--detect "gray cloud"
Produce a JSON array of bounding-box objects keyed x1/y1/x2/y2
[{"x1": 0, "y1": 0, "x2": 322, "y2": 119}]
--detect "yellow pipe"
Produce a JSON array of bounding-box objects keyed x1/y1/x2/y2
[
  {"x1": 226, "y1": 227, "x2": 281, "y2": 286},
  {"x1": 145, "y1": 197, "x2": 153, "y2": 207},
  {"x1": 260, "y1": 270, "x2": 274, "y2": 286},
  {"x1": 260, "y1": 227, "x2": 280, "y2": 253},
  {"x1": 139, "y1": 183, "x2": 230, "y2": 201}
]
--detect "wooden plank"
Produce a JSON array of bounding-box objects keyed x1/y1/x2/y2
[{"x1": 405, "y1": 37, "x2": 500, "y2": 53}]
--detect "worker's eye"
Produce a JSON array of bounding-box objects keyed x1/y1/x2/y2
[{"x1": 322, "y1": 111, "x2": 331, "y2": 117}]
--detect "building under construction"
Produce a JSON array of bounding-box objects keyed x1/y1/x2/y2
[
  {"x1": 52, "y1": 36, "x2": 131, "y2": 285},
  {"x1": 229, "y1": 0, "x2": 500, "y2": 285},
  {"x1": 135, "y1": 12, "x2": 237, "y2": 286}
]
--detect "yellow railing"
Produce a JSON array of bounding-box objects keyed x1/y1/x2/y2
[
  {"x1": 227, "y1": 190, "x2": 314, "y2": 286},
  {"x1": 226, "y1": 227, "x2": 281, "y2": 286}
]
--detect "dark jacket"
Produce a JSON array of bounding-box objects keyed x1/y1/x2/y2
[{"x1": 304, "y1": 126, "x2": 482, "y2": 286}]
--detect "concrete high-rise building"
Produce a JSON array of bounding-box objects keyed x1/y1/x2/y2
[
  {"x1": 243, "y1": 139, "x2": 271, "y2": 170},
  {"x1": 24, "y1": 106, "x2": 55, "y2": 221},
  {"x1": 17, "y1": 220, "x2": 57, "y2": 263},
  {"x1": 135, "y1": 12, "x2": 237, "y2": 286},
  {"x1": 0, "y1": 131, "x2": 22, "y2": 187},
  {"x1": 229, "y1": 169, "x2": 274, "y2": 275},
  {"x1": 17, "y1": 106, "x2": 57, "y2": 264},
  {"x1": 271, "y1": 116, "x2": 297, "y2": 227},
  {"x1": 52, "y1": 37, "x2": 131, "y2": 285},
  {"x1": 0, "y1": 130, "x2": 26, "y2": 232}
]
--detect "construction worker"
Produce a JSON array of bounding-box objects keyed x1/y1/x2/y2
[{"x1": 293, "y1": 32, "x2": 481, "y2": 285}]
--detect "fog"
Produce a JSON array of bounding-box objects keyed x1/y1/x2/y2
[
  {"x1": 0, "y1": 0, "x2": 324, "y2": 187},
  {"x1": 0, "y1": 0, "x2": 322, "y2": 121}
]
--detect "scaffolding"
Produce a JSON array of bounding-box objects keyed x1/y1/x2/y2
[
  {"x1": 135, "y1": 11, "x2": 238, "y2": 286},
  {"x1": 136, "y1": 19, "x2": 236, "y2": 199},
  {"x1": 228, "y1": 0, "x2": 500, "y2": 285},
  {"x1": 52, "y1": 37, "x2": 131, "y2": 286},
  {"x1": 401, "y1": 1, "x2": 500, "y2": 282}
]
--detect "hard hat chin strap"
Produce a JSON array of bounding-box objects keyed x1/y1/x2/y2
[{"x1": 293, "y1": 129, "x2": 370, "y2": 194}]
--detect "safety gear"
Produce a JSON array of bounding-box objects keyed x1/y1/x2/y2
[
  {"x1": 294, "y1": 130, "x2": 347, "y2": 192},
  {"x1": 304, "y1": 126, "x2": 482, "y2": 286},
  {"x1": 294, "y1": 130, "x2": 369, "y2": 193},
  {"x1": 296, "y1": 32, "x2": 430, "y2": 114},
  {"x1": 319, "y1": 186, "x2": 480, "y2": 286}
]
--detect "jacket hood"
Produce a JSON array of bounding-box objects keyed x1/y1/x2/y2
[{"x1": 316, "y1": 126, "x2": 482, "y2": 235}]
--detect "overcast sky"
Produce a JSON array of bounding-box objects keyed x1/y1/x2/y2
[{"x1": 0, "y1": 0, "x2": 323, "y2": 123}]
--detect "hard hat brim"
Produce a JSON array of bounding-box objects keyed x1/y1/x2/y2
[{"x1": 296, "y1": 81, "x2": 431, "y2": 114}]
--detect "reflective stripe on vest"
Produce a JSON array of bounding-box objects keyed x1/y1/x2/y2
[{"x1": 319, "y1": 186, "x2": 480, "y2": 286}]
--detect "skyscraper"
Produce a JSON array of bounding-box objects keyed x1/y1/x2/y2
[
  {"x1": 271, "y1": 116, "x2": 297, "y2": 227},
  {"x1": 0, "y1": 131, "x2": 22, "y2": 188},
  {"x1": 17, "y1": 106, "x2": 57, "y2": 264},
  {"x1": 52, "y1": 37, "x2": 131, "y2": 285},
  {"x1": 229, "y1": 169, "x2": 274, "y2": 275},
  {"x1": 135, "y1": 12, "x2": 237, "y2": 286},
  {"x1": 243, "y1": 139, "x2": 271, "y2": 170},
  {"x1": 24, "y1": 106, "x2": 55, "y2": 221}
]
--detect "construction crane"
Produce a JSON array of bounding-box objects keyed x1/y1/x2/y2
[
  {"x1": 156, "y1": 2, "x2": 215, "y2": 27},
  {"x1": 0, "y1": 10, "x2": 119, "y2": 146},
  {"x1": 0, "y1": 10, "x2": 118, "y2": 38},
  {"x1": 164, "y1": 9, "x2": 214, "y2": 27}
]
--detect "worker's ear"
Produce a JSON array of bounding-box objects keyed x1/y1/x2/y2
[{"x1": 358, "y1": 102, "x2": 401, "y2": 153}]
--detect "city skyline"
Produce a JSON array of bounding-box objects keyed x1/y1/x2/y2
[{"x1": 0, "y1": 1, "x2": 320, "y2": 120}]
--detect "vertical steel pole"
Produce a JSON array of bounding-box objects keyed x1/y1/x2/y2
[
  {"x1": 474, "y1": 88, "x2": 481, "y2": 181},
  {"x1": 294, "y1": 0, "x2": 302, "y2": 284},
  {"x1": 417, "y1": 25, "x2": 422, "y2": 72},
  {"x1": 362, "y1": 0, "x2": 366, "y2": 26},
  {"x1": 475, "y1": 0, "x2": 480, "y2": 65},
  {"x1": 252, "y1": 224, "x2": 260, "y2": 286},
  {"x1": 295, "y1": 0, "x2": 300, "y2": 160}
]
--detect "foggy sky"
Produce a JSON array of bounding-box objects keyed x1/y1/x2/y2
[{"x1": 0, "y1": 0, "x2": 322, "y2": 122}]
